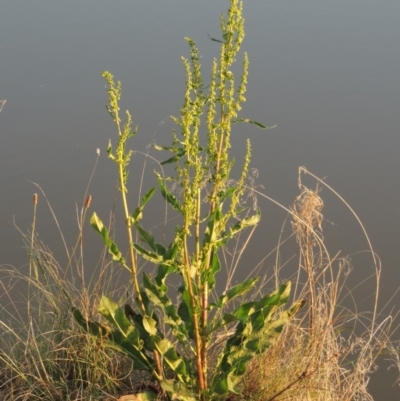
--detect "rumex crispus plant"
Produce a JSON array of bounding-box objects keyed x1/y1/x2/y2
[{"x1": 73, "y1": 1, "x2": 304, "y2": 400}]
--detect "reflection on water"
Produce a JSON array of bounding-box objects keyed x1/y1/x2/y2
[{"x1": 1, "y1": 1, "x2": 400, "y2": 398}]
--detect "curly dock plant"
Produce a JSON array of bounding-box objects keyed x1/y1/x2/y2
[{"x1": 73, "y1": 1, "x2": 304, "y2": 399}]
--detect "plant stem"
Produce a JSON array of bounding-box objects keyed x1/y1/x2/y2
[
  {"x1": 183, "y1": 212, "x2": 205, "y2": 393},
  {"x1": 30, "y1": 193, "x2": 38, "y2": 281},
  {"x1": 118, "y1": 165, "x2": 163, "y2": 378},
  {"x1": 201, "y1": 111, "x2": 226, "y2": 382}
]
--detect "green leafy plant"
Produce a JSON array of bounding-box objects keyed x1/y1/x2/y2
[{"x1": 73, "y1": 1, "x2": 304, "y2": 399}]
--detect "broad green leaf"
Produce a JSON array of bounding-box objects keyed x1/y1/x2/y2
[
  {"x1": 226, "y1": 281, "x2": 291, "y2": 324},
  {"x1": 124, "y1": 309, "x2": 157, "y2": 351},
  {"x1": 156, "y1": 173, "x2": 183, "y2": 213},
  {"x1": 140, "y1": 186, "x2": 156, "y2": 206},
  {"x1": 129, "y1": 187, "x2": 156, "y2": 224},
  {"x1": 160, "y1": 380, "x2": 198, "y2": 401},
  {"x1": 139, "y1": 286, "x2": 156, "y2": 317},
  {"x1": 232, "y1": 118, "x2": 277, "y2": 130},
  {"x1": 213, "y1": 282, "x2": 298, "y2": 395},
  {"x1": 135, "y1": 223, "x2": 166, "y2": 254},
  {"x1": 177, "y1": 288, "x2": 195, "y2": 340},
  {"x1": 217, "y1": 186, "x2": 236, "y2": 202},
  {"x1": 162, "y1": 241, "x2": 179, "y2": 263},
  {"x1": 133, "y1": 243, "x2": 164, "y2": 264},
  {"x1": 223, "y1": 301, "x2": 255, "y2": 325},
  {"x1": 254, "y1": 281, "x2": 291, "y2": 311},
  {"x1": 90, "y1": 212, "x2": 128, "y2": 269},
  {"x1": 200, "y1": 249, "x2": 220, "y2": 289},
  {"x1": 162, "y1": 148, "x2": 186, "y2": 165},
  {"x1": 212, "y1": 277, "x2": 259, "y2": 308},
  {"x1": 71, "y1": 307, "x2": 110, "y2": 338},
  {"x1": 98, "y1": 296, "x2": 159, "y2": 358},
  {"x1": 239, "y1": 209, "x2": 262, "y2": 227},
  {"x1": 153, "y1": 144, "x2": 179, "y2": 152},
  {"x1": 279, "y1": 298, "x2": 306, "y2": 320},
  {"x1": 154, "y1": 262, "x2": 177, "y2": 289},
  {"x1": 161, "y1": 154, "x2": 182, "y2": 165},
  {"x1": 98, "y1": 296, "x2": 137, "y2": 339},
  {"x1": 105, "y1": 330, "x2": 152, "y2": 371},
  {"x1": 207, "y1": 33, "x2": 225, "y2": 44},
  {"x1": 107, "y1": 139, "x2": 115, "y2": 160},
  {"x1": 143, "y1": 270, "x2": 190, "y2": 345},
  {"x1": 143, "y1": 273, "x2": 180, "y2": 323},
  {"x1": 72, "y1": 306, "x2": 151, "y2": 371},
  {"x1": 153, "y1": 143, "x2": 186, "y2": 165},
  {"x1": 203, "y1": 205, "x2": 222, "y2": 248},
  {"x1": 142, "y1": 315, "x2": 158, "y2": 336},
  {"x1": 218, "y1": 209, "x2": 261, "y2": 246}
]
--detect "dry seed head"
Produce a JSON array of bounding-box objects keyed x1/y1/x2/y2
[
  {"x1": 33, "y1": 193, "x2": 38, "y2": 205},
  {"x1": 85, "y1": 195, "x2": 92, "y2": 209},
  {"x1": 292, "y1": 186, "x2": 324, "y2": 234}
]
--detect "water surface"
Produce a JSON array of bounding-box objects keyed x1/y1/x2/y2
[{"x1": 1, "y1": 1, "x2": 400, "y2": 398}]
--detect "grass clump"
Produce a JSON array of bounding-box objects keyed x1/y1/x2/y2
[
  {"x1": 0, "y1": 197, "x2": 139, "y2": 400},
  {"x1": 0, "y1": 1, "x2": 396, "y2": 400},
  {"x1": 239, "y1": 177, "x2": 392, "y2": 401}
]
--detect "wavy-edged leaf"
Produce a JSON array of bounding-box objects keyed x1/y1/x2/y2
[
  {"x1": 217, "y1": 186, "x2": 236, "y2": 202},
  {"x1": 133, "y1": 243, "x2": 164, "y2": 264},
  {"x1": 90, "y1": 212, "x2": 128, "y2": 269},
  {"x1": 211, "y1": 277, "x2": 259, "y2": 309},
  {"x1": 107, "y1": 139, "x2": 115, "y2": 160},
  {"x1": 72, "y1": 307, "x2": 110, "y2": 338},
  {"x1": 279, "y1": 298, "x2": 306, "y2": 320},
  {"x1": 135, "y1": 224, "x2": 165, "y2": 254},
  {"x1": 99, "y1": 296, "x2": 159, "y2": 353},
  {"x1": 142, "y1": 315, "x2": 158, "y2": 336},
  {"x1": 153, "y1": 337, "x2": 191, "y2": 383},
  {"x1": 177, "y1": 288, "x2": 195, "y2": 341},
  {"x1": 162, "y1": 241, "x2": 179, "y2": 264},
  {"x1": 213, "y1": 282, "x2": 297, "y2": 395},
  {"x1": 203, "y1": 204, "x2": 222, "y2": 248},
  {"x1": 207, "y1": 33, "x2": 225, "y2": 44},
  {"x1": 98, "y1": 296, "x2": 138, "y2": 340},
  {"x1": 200, "y1": 249, "x2": 220, "y2": 289},
  {"x1": 142, "y1": 273, "x2": 189, "y2": 346},
  {"x1": 160, "y1": 380, "x2": 197, "y2": 401},
  {"x1": 160, "y1": 146, "x2": 186, "y2": 165},
  {"x1": 154, "y1": 261, "x2": 178, "y2": 289},
  {"x1": 72, "y1": 305, "x2": 151, "y2": 371},
  {"x1": 129, "y1": 187, "x2": 156, "y2": 225},
  {"x1": 143, "y1": 273, "x2": 180, "y2": 322},
  {"x1": 161, "y1": 155, "x2": 182, "y2": 165},
  {"x1": 224, "y1": 281, "x2": 291, "y2": 325},
  {"x1": 153, "y1": 143, "x2": 186, "y2": 165},
  {"x1": 155, "y1": 173, "x2": 183, "y2": 213},
  {"x1": 218, "y1": 209, "x2": 261, "y2": 246},
  {"x1": 152, "y1": 144, "x2": 179, "y2": 152},
  {"x1": 232, "y1": 118, "x2": 277, "y2": 130},
  {"x1": 254, "y1": 280, "x2": 291, "y2": 311},
  {"x1": 105, "y1": 330, "x2": 152, "y2": 371}
]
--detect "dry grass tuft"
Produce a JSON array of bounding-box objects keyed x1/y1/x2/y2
[
  {"x1": 239, "y1": 173, "x2": 393, "y2": 401},
  {"x1": 0, "y1": 231, "x2": 139, "y2": 401}
]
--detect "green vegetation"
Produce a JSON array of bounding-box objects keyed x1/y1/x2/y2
[{"x1": 0, "y1": 1, "x2": 396, "y2": 400}]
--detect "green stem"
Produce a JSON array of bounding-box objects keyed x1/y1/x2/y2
[
  {"x1": 183, "y1": 213, "x2": 205, "y2": 393},
  {"x1": 118, "y1": 164, "x2": 163, "y2": 378},
  {"x1": 201, "y1": 111, "x2": 226, "y2": 382}
]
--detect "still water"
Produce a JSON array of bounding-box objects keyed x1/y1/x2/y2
[{"x1": 1, "y1": 1, "x2": 400, "y2": 399}]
